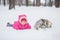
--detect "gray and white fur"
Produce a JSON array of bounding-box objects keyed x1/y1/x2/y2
[{"x1": 34, "y1": 19, "x2": 52, "y2": 30}]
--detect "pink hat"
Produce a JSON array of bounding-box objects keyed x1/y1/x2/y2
[
  {"x1": 18, "y1": 14, "x2": 27, "y2": 22},
  {"x1": 21, "y1": 18, "x2": 27, "y2": 22}
]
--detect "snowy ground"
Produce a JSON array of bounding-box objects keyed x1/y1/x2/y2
[{"x1": 0, "y1": 5, "x2": 60, "y2": 40}]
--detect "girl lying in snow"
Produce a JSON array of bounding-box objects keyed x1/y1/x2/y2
[
  {"x1": 7, "y1": 14, "x2": 31, "y2": 30},
  {"x1": 34, "y1": 18, "x2": 52, "y2": 30}
]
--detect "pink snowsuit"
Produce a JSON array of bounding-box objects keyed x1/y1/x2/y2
[{"x1": 13, "y1": 14, "x2": 31, "y2": 30}]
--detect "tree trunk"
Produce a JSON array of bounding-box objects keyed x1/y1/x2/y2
[
  {"x1": 33, "y1": 0, "x2": 35, "y2": 6},
  {"x1": 45, "y1": 0, "x2": 47, "y2": 6},
  {"x1": 26, "y1": 0, "x2": 28, "y2": 6},
  {"x1": 7, "y1": 0, "x2": 9, "y2": 4},
  {"x1": 3, "y1": 0, "x2": 6, "y2": 6},
  {"x1": 9, "y1": 0, "x2": 15, "y2": 10},
  {"x1": 49, "y1": 0, "x2": 52, "y2": 6},
  {"x1": 0, "y1": 0, "x2": 1, "y2": 5},
  {"x1": 18, "y1": 0, "x2": 23, "y2": 6},
  {"x1": 55, "y1": 0, "x2": 59, "y2": 8},
  {"x1": 36, "y1": 0, "x2": 41, "y2": 6},
  {"x1": 59, "y1": 0, "x2": 60, "y2": 7}
]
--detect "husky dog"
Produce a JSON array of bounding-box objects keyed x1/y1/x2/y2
[{"x1": 34, "y1": 19, "x2": 52, "y2": 30}]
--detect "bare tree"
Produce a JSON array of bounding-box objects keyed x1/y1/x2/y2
[
  {"x1": 49, "y1": 0, "x2": 53, "y2": 6},
  {"x1": 36, "y1": 0, "x2": 41, "y2": 6},
  {"x1": 33, "y1": 0, "x2": 35, "y2": 6},
  {"x1": 3, "y1": 0, "x2": 6, "y2": 6},
  {"x1": 7, "y1": 0, "x2": 9, "y2": 4},
  {"x1": 17, "y1": 0, "x2": 23, "y2": 6},
  {"x1": 26, "y1": 0, "x2": 28, "y2": 6},
  {"x1": 33, "y1": 0, "x2": 41, "y2": 6},
  {"x1": 55, "y1": 0, "x2": 59, "y2": 8},
  {"x1": 59, "y1": 0, "x2": 60, "y2": 7},
  {"x1": 45, "y1": 0, "x2": 47, "y2": 6},
  {"x1": 9, "y1": 0, "x2": 15, "y2": 10},
  {"x1": 0, "y1": 0, "x2": 1, "y2": 4}
]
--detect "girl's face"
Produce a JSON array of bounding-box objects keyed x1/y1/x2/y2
[{"x1": 21, "y1": 20, "x2": 27, "y2": 25}]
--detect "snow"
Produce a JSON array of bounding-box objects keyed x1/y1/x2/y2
[{"x1": 0, "y1": 5, "x2": 60, "y2": 40}]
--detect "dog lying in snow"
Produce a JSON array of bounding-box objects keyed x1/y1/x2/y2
[{"x1": 34, "y1": 19, "x2": 52, "y2": 30}]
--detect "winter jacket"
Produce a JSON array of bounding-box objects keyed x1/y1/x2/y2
[{"x1": 13, "y1": 14, "x2": 31, "y2": 30}]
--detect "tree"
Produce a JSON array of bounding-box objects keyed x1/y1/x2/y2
[
  {"x1": 49, "y1": 0, "x2": 53, "y2": 6},
  {"x1": 3, "y1": 0, "x2": 6, "y2": 6},
  {"x1": 33, "y1": 0, "x2": 35, "y2": 6},
  {"x1": 59, "y1": 0, "x2": 60, "y2": 7},
  {"x1": 55, "y1": 0, "x2": 59, "y2": 8},
  {"x1": 45, "y1": 0, "x2": 47, "y2": 6},
  {"x1": 26, "y1": 0, "x2": 28, "y2": 6},
  {"x1": 9, "y1": 0, "x2": 15, "y2": 10},
  {"x1": 36, "y1": 0, "x2": 41, "y2": 6},
  {"x1": 33, "y1": 0, "x2": 41, "y2": 6},
  {"x1": 0, "y1": 0, "x2": 1, "y2": 4}
]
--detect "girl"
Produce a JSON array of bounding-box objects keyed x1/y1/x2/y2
[{"x1": 7, "y1": 14, "x2": 31, "y2": 30}]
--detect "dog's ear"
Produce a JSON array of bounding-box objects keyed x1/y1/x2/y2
[
  {"x1": 46, "y1": 19, "x2": 49, "y2": 25},
  {"x1": 40, "y1": 16, "x2": 43, "y2": 19}
]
